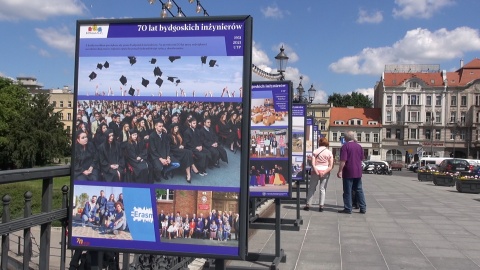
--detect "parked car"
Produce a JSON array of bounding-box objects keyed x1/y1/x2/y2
[
  {"x1": 437, "y1": 158, "x2": 475, "y2": 176},
  {"x1": 389, "y1": 161, "x2": 403, "y2": 171},
  {"x1": 408, "y1": 162, "x2": 419, "y2": 172}
]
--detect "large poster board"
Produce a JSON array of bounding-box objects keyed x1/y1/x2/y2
[
  {"x1": 305, "y1": 117, "x2": 314, "y2": 171},
  {"x1": 249, "y1": 81, "x2": 292, "y2": 198},
  {"x1": 291, "y1": 104, "x2": 306, "y2": 181},
  {"x1": 69, "y1": 16, "x2": 252, "y2": 259}
]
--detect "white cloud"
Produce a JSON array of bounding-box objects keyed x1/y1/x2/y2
[
  {"x1": 260, "y1": 5, "x2": 286, "y2": 19},
  {"x1": 357, "y1": 9, "x2": 383, "y2": 24},
  {"x1": 329, "y1": 27, "x2": 480, "y2": 75},
  {"x1": 393, "y1": 0, "x2": 455, "y2": 19},
  {"x1": 349, "y1": 88, "x2": 375, "y2": 101},
  {"x1": 35, "y1": 26, "x2": 75, "y2": 56},
  {"x1": 0, "y1": 0, "x2": 86, "y2": 21}
]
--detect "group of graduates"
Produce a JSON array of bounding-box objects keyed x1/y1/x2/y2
[
  {"x1": 158, "y1": 209, "x2": 240, "y2": 242},
  {"x1": 80, "y1": 190, "x2": 126, "y2": 235},
  {"x1": 74, "y1": 100, "x2": 243, "y2": 184},
  {"x1": 250, "y1": 164, "x2": 287, "y2": 186}
]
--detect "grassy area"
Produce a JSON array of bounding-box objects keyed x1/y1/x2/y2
[{"x1": 0, "y1": 176, "x2": 71, "y2": 226}]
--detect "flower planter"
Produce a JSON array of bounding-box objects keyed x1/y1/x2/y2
[
  {"x1": 433, "y1": 175, "x2": 455, "y2": 186},
  {"x1": 455, "y1": 179, "x2": 480, "y2": 193},
  {"x1": 417, "y1": 172, "x2": 434, "y2": 181}
]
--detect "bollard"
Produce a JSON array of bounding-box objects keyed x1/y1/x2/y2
[
  {"x1": 24, "y1": 191, "x2": 33, "y2": 266},
  {"x1": 1, "y1": 194, "x2": 11, "y2": 270}
]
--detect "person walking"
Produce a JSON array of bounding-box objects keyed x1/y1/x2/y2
[
  {"x1": 304, "y1": 137, "x2": 334, "y2": 212},
  {"x1": 337, "y1": 131, "x2": 366, "y2": 214}
]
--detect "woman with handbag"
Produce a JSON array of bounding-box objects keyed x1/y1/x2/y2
[{"x1": 304, "y1": 137, "x2": 334, "y2": 212}]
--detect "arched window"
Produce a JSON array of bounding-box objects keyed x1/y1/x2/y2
[{"x1": 386, "y1": 149, "x2": 402, "y2": 161}]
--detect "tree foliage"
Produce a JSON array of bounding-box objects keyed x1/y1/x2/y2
[
  {"x1": 327, "y1": 92, "x2": 373, "y2": 108},
  {"x1": 0, "y1": 77, "x2": 70, "y2": 169}
]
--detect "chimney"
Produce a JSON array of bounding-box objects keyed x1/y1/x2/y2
[{"x1": 460, "y1": 59, "x2": 464, "y2": 68}]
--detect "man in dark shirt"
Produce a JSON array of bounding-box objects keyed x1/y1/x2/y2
[
  {"x1": 149, "y1": 120, "x2": 180, "y2": 181},
  {"x1": 337, "y1": 131, "x2": 366, "y2": 214},
  {"x1": 200, "y1": 117, "x2": 228, "y2": 168},
  {"x1": 183, "y1": 118, "x2": 211, "y2": 175}
]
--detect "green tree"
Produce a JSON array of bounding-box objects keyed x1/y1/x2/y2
[
  {"x1": 0, "y1": 77, "x2": 70, "y2": 169},
  {"x1": 327, "y1": 92, "x2": 373, "y2": 108}
]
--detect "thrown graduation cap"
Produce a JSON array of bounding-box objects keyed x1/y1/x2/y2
[
  {"x1": 153, "y1": 67, "x2": 163, "y2": 77},
  {"x1": 209, "y1": 60, "x2": 217, "y2": 67},
  {"x1": 128, "y1": 56, "x2": 137, "y2": 66},
  {"x1": 167, "y1": 76, "x2": 177, "y2": 83},
  {"x1": 150, "y1": 58, "x2": 157, "y2": 64},
  {"x1": 168, "y1": 56, "x2": 181, "y2": 63},
  {"x1": 128, "y1": 86, "x2": 135, "y2": 96},
  {"x1": 156, "y1": 78, "x2": 164, "y2": 88},
  {"x1": 89, "y1": 71, "x2": 97, "y2": 81},
  {"x1": 104, "y1": 61, "x2": 110, "y2": 68},
  {"x1": 141, "y1": 78, "x2": 149, "y2": 87},
  {"x1": 96, "y1": 63, "x2": 103, "y2": 70},
  {"x1": 201, "y1": 56, "x2": 207, "y2": 64},
  {"x1": 175, "y1": 79, "x2": 181, "y2": 86},
  {"x1": 119, "y1": 75, "x2": 127, "y2": 86}
]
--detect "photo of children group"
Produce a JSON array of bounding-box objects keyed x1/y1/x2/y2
[{"x1": 249, "y1": 129, "x2": 288, "y2": 158}]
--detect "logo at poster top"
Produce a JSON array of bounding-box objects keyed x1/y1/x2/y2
[{"x1": 86, "y1": 25, "x2": 103, "y2": 34}]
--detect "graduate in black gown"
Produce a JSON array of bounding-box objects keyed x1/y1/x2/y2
[
  {"x1": 169, "y1": 123, "x2": 200, "y2": 183},
  {"x1": 74, "y1": 130, "x2": 99, "y2": 181},
  {"x1": 124, "y1": 129, "x2": 149, "y2": 183},
  {"x1": 98, "y1": 129, "x2": 125, "y2": 182}
]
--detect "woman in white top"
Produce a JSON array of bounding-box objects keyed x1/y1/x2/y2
[{"x1": 304, "y1": 137, "x2": 334, "y2": 212}]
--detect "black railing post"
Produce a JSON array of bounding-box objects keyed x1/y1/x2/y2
[
  {"x1": 60, "y1": 185, "x2": 69, "y2": 270},
  {"x1": 39, "y1": 177, "x2": 53, "y2": 270},
  {"x1": 23, "y1": 191, "x2": 33, "y2": 268},
  {"x1": 1, "y1": 194, "x2": 11, "y2": 270}
]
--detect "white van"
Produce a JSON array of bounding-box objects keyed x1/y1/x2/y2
[{"x1": 419, "y1": 157, "x2": 447, "y2": 168}]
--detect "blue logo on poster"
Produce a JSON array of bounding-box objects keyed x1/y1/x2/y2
[
  {"x1": 124, "y1": 188, "x2": 155, "y2": 242},
  {"x1": 340, "y1": 136, "x2": 346, "y2": 145}
]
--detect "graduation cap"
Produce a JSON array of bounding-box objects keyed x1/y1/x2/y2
[
  {"x1": 96, "y1": 63, "x2": 103, "y2": 70},
  {"x1": 128, "y1": 86, "x2": 135, "y2": 96},
  {"x1": 89, "y1": 71, "x2": 97, "y2": 81},
  {"x1": 153, "y1": 67, "x2": 163, "y2": 77},
  {"x1": 128, "y1": 56, "x2": 137, "y2": 66},
  {"x1": 168, "y1": 56, "x2": 181, "y2": 63},
  {"x1": 167, "y1": 76, "x2": 177, "y2": 83},
  {"x1": 104, "y1": 61, "x2": 110, "y2": 68},
  {"x1": 150, "y1": 58, "x2": 157, "y2": 64},
  {"x1": 201, "y1": 56, "x2": 207, "y2": 64},
  {"x1": 209, "y1": 60, "x2": 217, "y2": 67},
  {"x1": 119, "y1": 75, "x2": 127, "y2": 86},
  {"x1": 141, "y1": 78, "x2": 149, "y2": 87},
  {"x1": 175, "y1": 79, "x2": 181, "y2": 86},
  {"x1": 156, "y1": 77, "x2": 163, "y2": 88}
]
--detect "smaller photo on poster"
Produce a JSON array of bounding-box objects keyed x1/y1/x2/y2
[
  {"x1": 292, "y1": 156, "x2": 304, "y2": 179},
  {"x1": 249, "y1": 159, "x2": 288, "y2": 193},
  {"x1": 292, "y1": 132, "x2": 304, "y2": 154},
  {"x1": 155, "y1": 189, "x2": 240, "y2": 247},
  {"x1": 249, "y1": 128, "x2": 288, "y2": 159},
  {"x1": 250, "y1": 98, "x2": 288, "y2": 127}
]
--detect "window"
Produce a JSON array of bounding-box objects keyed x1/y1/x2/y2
[
  {"x1": 386, "y1": 95, "x2": 392, "y2": 105},
  {"x1": 356, "y1": 133, "x2": 361, "y2": 142},
  {"x1": 408, "y1": 111, "x2": 419, "y2": 122},
  {"x1": 52, "y1": 101, "x2": 57, "y2": 107},
  {"x1": 409, "y1": 81, "x2": 419, "y2": 88},
  {"x1": 386, "y1": 111, "x2": 392, "y2": 122},
  {"x1": 68, "y1": 101, "x2": 72, "y2": 108},
  {"x1": 426, "y1": 96, "x2": 432, "y2": 106},
  {"x1": 349, "y1": 120, "x2": 355, "y2": 125},
  {"x1": 408, "y1": 95, "x2": 420, "y2": 105},
  {"x1": 425, "y1": 112, "x2": 432, "y2": 123},
  {"x1": 357, "y1": 120, "x2": 361, "y2": 125},
  {"x1": 460, "y1": 130, "x2": 466, "y2": 140},
  {"x1": 451, "y1": 96, "x2": 457, "y2": 106},
  {"x1": 461, "y1": 96, "x2": 467, "y2": 106},
  {"x1": 373, "y1": 133, "x2": 379, "y2": 143},
  {"x1": 450, "y1": 130, "x2": 458, "y2": 140},
  {"x1": 476, "y1": 95, "x2": 480, "y2": 106},
  {"x1": 435, "y1": 129, "x2": 441, "y2": 140},
  {"x1": 321, "y1": 110, "x2": 326, "y2": 117},
  {"x1": 59, "y1": 101, "x2": 64, "y2": 108},
  {"x1": 332, "y1": 133, "x2": 337, "y2": 142},
  {"x1": 59, "y1": 113, "x2": 63, "y2": 120},
  {"x1": 396, "y1": 95, "x2": 402, "y2": 106},
  {"x1": 396, "y1": 129, "x2": 401, "y2": 139},
  {"x1": 365, "y1": 134, "x2": 370, "y2": 142},
  {"x1": 461, "y1": 112, "x2": 466, "y2": 124},
  {"x1": 320, "y1": 122, "x2": 325, "y2": 130},
  {"x1": 386, "y1": 128, "x2": 391, "y2": 138},
  {"x1": 157, "y1": 189, "x2": 174, "y2": 201},
  {"x1": 426, "y1": 129, "x2": 432, "y2": 140},
  {"x1": 396, "y1": 111, "x2": 401, "y2": 122},
  {"x1": 340, "y1": 132, "x2": 345, "y2": 139},
  {"x1": 435, "y1": 112, "x2": 441, "y2": 123},
  {"x1": 450, "y1": 112, "x2": 456, "y2": 123},
  {"x1": 436, "y1": 95, "x2": 442, "y2": 106},
  {"x1": 67, "y1": 113, "x2": 72, "y2": 120},
  {"x1": 409, "y1": 128, "x2": 418, "y2": 139}
]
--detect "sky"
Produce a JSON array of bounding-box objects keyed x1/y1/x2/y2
[{"x1": 1, "y1": 0, "x2": 480, "y2": 103}]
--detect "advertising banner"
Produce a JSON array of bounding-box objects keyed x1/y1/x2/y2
[
  {"x1": 69, "y1": 16, "x2": 252, "y2": 259},
  {"x1": 313, "y1": 124, "x2": 318, "y2": 149},
  {"x1": 305, "y1": 117, "x2": 314, "y2": 171},
  {"x1": 291, "y1": 104, "x2": 306, "y2": 181},
  {"x1": 249, "y1": 81, "x2": 292, "y2": 198}
]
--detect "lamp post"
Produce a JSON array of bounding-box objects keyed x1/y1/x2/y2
[
  {"x1": 294, "y1": 76, "x2": 316, "y2": 104},
  {"x1": 427, "y1": 117, "x2": 434, "y2": 156},
  {"x1": 452, "y1": 127, "x2": 459, "y2": 158},
  {"x1": 274, "y1": 45, "x2": 288, "y2": 81}
]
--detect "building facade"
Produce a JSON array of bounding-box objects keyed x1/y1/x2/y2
[
  {"x1": 307, "y1": 103, "x2": 333, "y2": 141},
  {"x1": 374, "y1": 59, "x2": 480, "y2": 161},
  {"x1": 49, "y1": 86, "x2": 74, "y2": 135}
]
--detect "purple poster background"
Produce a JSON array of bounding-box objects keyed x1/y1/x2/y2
[
  {"x1": 250, "y1": 82, "x2": 291, "y2": 198},
  {"x1": 291, "y1": 104, "x2": 306, "y2": 181}
]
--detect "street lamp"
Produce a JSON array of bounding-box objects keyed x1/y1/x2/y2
[
  {"x1": 274, "y1": 45, "x2": 289, "y2": 81},
  {"x1": 426, "y1": 117, "x2": 434, "y2": 156},
  {"x1": 451, "y1": 128, "x2": 459, "y2": 158},
  {"x1": 294, "y1": 76, "x2": 316, "y2": 104}
]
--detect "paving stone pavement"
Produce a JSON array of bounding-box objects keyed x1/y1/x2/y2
[{"x1": 228, "y1": 171, "x2": 480, "y2": 270}]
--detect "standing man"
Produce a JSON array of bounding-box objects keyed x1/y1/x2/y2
[{"x1": 337, "y1": 131, "x2": 366, "y2": 214}]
